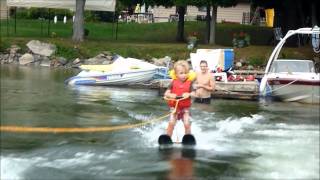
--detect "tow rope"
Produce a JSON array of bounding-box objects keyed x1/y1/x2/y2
[{"x1": 0, "y1": 97, "x2": 185, "y2": 134}]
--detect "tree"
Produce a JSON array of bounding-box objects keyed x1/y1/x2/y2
[
  {"x1": 174, "y1": 0, "x2": 189, "y2": 42},
  {"x1": 117, "y1": 0, "x2": 143, "y2": 14},
  {"x1": 251, "y1": 0, "x2": 319, "y2": 31},
  {"x1": 72, "y1": 0, "x2": 86, "y2": 42},
  {"x1": 119, "y1": 0, "x2": 238, "y2": 43},
  {"x1": 252, "y1": 0, "x2": 319, "y2": 46},
  {"x1": 119, "y1": 0, "x2": 189, "y2": 42},
  {"x1": 142, "y1": 0, "x2": 186, "y2": 42},
  {"x1": 192, "y1": 0, "x2": 237, "y2": 44}
]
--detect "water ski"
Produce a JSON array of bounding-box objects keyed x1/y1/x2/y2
[
  {"x1": 182, "y1": 134, "x2": 196, "y2": 146},
  {"x1": 158, "y1": 134, "x2": 173, "y2": 145},
  {"x1": 158, "y1": 134, "x2": 196, "y2": 146}
]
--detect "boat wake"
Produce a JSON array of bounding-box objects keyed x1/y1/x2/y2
[{"x1": 134, "y1": 111, "x2": 265, "y2": 151}]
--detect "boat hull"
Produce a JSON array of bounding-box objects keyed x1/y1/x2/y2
[
  {"x1": 66, "y1": 69, "x2": 157, "y2": 86},
  {"x1": 267, "y1": 77, "x2": 320, "y2": 104}
]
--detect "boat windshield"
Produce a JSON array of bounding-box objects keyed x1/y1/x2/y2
[{"x1": 270, "y1": 60, "x2": 315, "y2": 73}]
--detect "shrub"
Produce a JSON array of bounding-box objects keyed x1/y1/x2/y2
[
  {"x1": 187, "y1": 32, "x2": 198, "y2": 49},
  {"x1": 51, "y1": 32, "x2": 57, "y2": 38},
  {"x1": 0, "y1": 39, "x2": 10, "y2": 52},
  {"x1": 84, "y1": 11, "x2": 100, "y2": 22},
  {"x1": 84, "y1": 29, "x2": 89, "y2": 37},
  {"x1": 14, "y1": 7, "x2": 73, "y2": 20},
  {"x1": 247, "y1": 56, "x2": 265, "y2": 66},
  {"x1": 94, "y1": 11, "x2": 118, "y2": 22},
  {"x1": 232, "y1": 31, "x2": 250, "y2": 48},
  {"x1": 216, "y1": 24, "x2": 274, "y2": 46},
  {"x1": 55, "y1": 45, "x2": 79, "y2": 60}
]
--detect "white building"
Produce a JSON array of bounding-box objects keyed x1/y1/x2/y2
[
  {"x1": 150, "y1": 3, "x2": 251, "y2": 24},
  {"x1": 1, "y1": 0, "x2": 9, "y2": 19}
]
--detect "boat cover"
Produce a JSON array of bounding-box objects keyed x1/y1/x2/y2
[{"x1": 79, "y1": 56, "x2": 158, "y2": 73}]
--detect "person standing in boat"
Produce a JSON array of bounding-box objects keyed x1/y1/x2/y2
[
  {"x1": 194, "y1": 60, "x2": 215, "y2": 104},
  {"x1": 164, "y1": 60, "x2": 196, "y2": 137}
]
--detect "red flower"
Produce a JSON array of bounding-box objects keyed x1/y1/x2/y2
[
  {"x1": 192, "y1": 32, "x2": 198, "y2": 36},
  {"x1": 239, "y1": 32, "x2": 245, "y2": 38}
]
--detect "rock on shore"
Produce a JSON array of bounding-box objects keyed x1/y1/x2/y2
[{"x1": 0, "y1": 40, "x2": 171, "y2": 69}]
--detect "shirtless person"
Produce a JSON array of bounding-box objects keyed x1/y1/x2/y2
[{"x1": 194, "y1": 60, "x2": 215, "y2": 104}]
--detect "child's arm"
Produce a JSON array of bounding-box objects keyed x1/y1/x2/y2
[
  {"x1": 188, "y1": 81, "x2": 197, "y2": 98},
  {"x1": 164, "y1": 81, "x2": 177, "y2": 99},
  {"x1": 190, "y1": 91, "x2": 196, "y2": 98},
  {"x1": 164, "y1": 89, "x2": 177, "y2": 99}
]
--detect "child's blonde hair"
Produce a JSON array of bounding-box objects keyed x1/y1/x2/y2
[{"x1": 173, "y1": 60, "x2": 190, "y2": 73}]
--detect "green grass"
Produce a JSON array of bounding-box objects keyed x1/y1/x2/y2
[
  {"x1": 1, "y1": 19, "x2": 186, "y2": 42},
  {"x1": 1, "y1": 37, "x2": 201, "y2": 60},
  {"x1": 0, "y1": 19, "x2": 317, "y2": 66},
  {"x1": 1, "y1": 19, "x2": 270, "y2": 44}
]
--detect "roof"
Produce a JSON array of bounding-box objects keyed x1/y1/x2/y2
[{"x1": 6, "y1": 0, "x2": 116, "y2": 12}]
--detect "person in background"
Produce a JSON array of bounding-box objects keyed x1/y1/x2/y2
[
  {"x1": 164, "y1": 60, "x2": 196, "y2": 137},
  {"x1": 194, "y1": 60, "x2": 215, "y2": 104}
]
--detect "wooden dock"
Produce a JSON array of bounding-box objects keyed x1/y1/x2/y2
[
  {"x1": 213, "y1": 81, "x2": 259, "y2": 100},
  {"x1": 128, "y1": 72, "x2": 261, "y2": 101},
  {"x1": 157, "y1": 79, "x2": 259, "y2": 101}
]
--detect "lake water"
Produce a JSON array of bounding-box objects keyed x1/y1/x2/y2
[{"x1": 1, "y1": 65, "x2": 319, "y2": 180}]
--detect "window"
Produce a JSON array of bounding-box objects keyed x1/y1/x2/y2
[{"x1": 198, "y1": 6, "x2": 206, "y2": 12}]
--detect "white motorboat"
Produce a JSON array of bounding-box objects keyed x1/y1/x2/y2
[
  {"x1": 260, "y1": 27, "x2": 320, "y2": 104},
  {"x1": 66, "y1": 57, "x2": 160, "y2": 86}
]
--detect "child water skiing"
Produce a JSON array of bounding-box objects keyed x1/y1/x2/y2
[{"x1": 161, "y1": 60, "x2": 196, "y2": 145}]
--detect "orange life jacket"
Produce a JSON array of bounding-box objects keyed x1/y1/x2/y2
[{"x1": 168, "y1": 80, "x2": 192, "y2": 109}]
